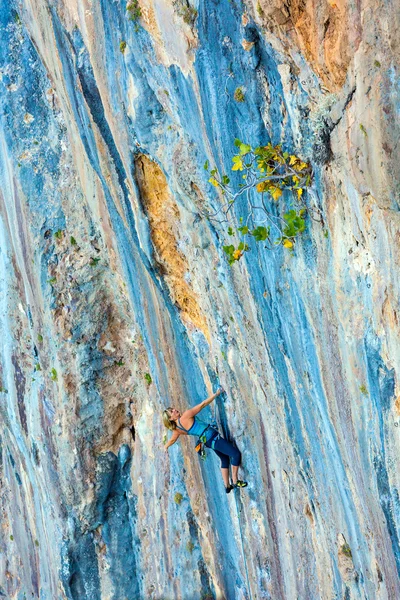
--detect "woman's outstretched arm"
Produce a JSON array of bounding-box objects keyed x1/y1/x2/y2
[
  {"x1": 164, "y1": 429, "x2": 180, "y2": 450},
  {"x1": 183, "y1": 387, "x2": 224, "y2": 419}
]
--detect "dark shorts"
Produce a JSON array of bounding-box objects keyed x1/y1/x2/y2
[{"x1": 205, "y1": 433, "x2": 241, "y2": 468}]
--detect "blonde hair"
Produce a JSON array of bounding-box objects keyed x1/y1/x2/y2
[{"x1": 163, "y1": 408, "x2": 176, "y2": 430}]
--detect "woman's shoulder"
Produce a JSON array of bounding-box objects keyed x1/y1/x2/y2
[{"x1": 179, "y1": 414, "x2": 194, "y2": 428}]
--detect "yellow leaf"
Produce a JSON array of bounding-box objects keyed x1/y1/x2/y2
[
  {"x1": 283, "y1": 239, "x2": 293, "y2": 248},
  {"x1": 209, "y1": 177, "x2": 219, "y2": 187},
  {"x1": 231, "y1": 157, "x2": 243, "y2": 171},
  {"x1": 289, "y1": 155, "x2": 298, "y2": 165},
  {"x1": 292, "y1": 175, "x2": 300, "y2": 184},
  {"x1": 297, "y1": 188, "x2": 303, "y2": 198},
  {"x1": 270, "y1": 186, "x2": 282, "y2": 201},
  {"x1": 233, "y1": 250, "x2": 243, "y2": 260},
  {"x1": 256, "y1": 181, "x2": 265, "y2": 192},
  {"x1": 296, "y1": 161, "x2": 308, "y2": 171}
]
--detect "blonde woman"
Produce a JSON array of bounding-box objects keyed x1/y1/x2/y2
[{"x1": 163, "y1": 387, "x2": 247, "y2": 493}]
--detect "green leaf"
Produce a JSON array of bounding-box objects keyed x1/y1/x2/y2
[
  {"x1": 283, "y1": 210, "x2": 297, "y2": 222},
  {"x1": 227, "y1": 227, "x2": 234, "y2": 236},
  {"x1": 238, "y1": 225, "x2": 249, "y2": 234},
  {"x1": 89, "y1": 257, "x2": 101, "y2": 267},
  {"x1": 50, "y1": 368, "x2": 57, "y2": 382},
  {"x1": 144, "y1": 372, "x2": 152, "y2": 385},
  {"x1": 223, "y1": 245, "x2": 235, "y2": 256},
  {"x1": 222, "y1": 175, "x2": 230, "y2": 185},
  {"x1": 283, "y1": 211, "x2": 306, "y2": 237},
  {"x1": 204, "y1": 160, "x2": 209, "y2": 171},
  {"x1": 239, "y1": 143, "x2": 251, "y2": 155},
  {"x1": 293, "y1": 216, "x2": 306, "y2": 232},
  {"x1": 210, "y1": 168, "x2": 217, "y2": 176},
  {"x1": 234, "y1": 138, "x2": 242, "y2": 147},
  {"x1": 251, "y1": 226, "x2": 269, "y2": 242},
  {"x1": 283, "y1": 222, "x2": 296, "y2": 237},
  {"x1": 70, "y1": 236, "x2": 77, "y2": 245}
]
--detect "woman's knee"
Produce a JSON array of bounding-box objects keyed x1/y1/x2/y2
[
  {"x1": 220, "y1": 456, "x2": 230, "y2": 469},
  {"x1": 232, "y1": 447, "x2": 241, "y2": 466}
]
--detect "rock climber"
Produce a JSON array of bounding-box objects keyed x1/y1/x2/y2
[{"x1": 163, "y1": 387, "x2": 247, "y2": 493}]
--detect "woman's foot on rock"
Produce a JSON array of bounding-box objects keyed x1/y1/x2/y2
[{"x1": 233, "y1": 480, "x2": 248, "y2": 489}]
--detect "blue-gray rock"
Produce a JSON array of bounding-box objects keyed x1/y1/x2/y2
[{"x1": 0, "y1": 0, "x2": 399, "y2": 598}]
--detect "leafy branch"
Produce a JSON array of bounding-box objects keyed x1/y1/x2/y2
[{"x1": 204, "y1": 140, "x2": 314, "y2": 264}]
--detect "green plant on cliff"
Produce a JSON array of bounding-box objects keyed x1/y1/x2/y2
[
  {"x1": 120, "y1": 40, "x2": 127, "y2": 53},
  {"x1": 127, "y1": 0, "x2": 141, "y2": 21},
  {"x1": 233, "y1": 87, "x2": 245, "y2": 102},
  {"x1": 177, "y1": 3, "x2": 198, "y2": 26},
  {"x1": 205, "y1": 140, "x2": 313, "y2": 264},
  {"x1": 341, "y1": 543, "x2": 352, "y2": 558},
  {"x1": 126, "y1": 0, "x2": 141, "y2": 30},
  {"x1": 256, "y1": 2, "x2": 264, "y2": 16}
]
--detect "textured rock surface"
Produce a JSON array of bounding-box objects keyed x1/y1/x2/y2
[{"x1": 0, "y1": 0, "x2": 399, "y2": 598}]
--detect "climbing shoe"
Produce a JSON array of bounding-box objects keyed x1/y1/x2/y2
[
  {"x1": 233, "y1": 480, "x2": 248, "y2": 489},
  {"x1": 226, "y1": 485, "x2": 233, "y2": 494}
]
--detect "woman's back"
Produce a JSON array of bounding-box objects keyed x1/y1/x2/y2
[{"x1": 177, "y1": 416, "x2": 208, "y2": 437}]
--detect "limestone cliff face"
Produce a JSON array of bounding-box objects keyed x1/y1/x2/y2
[{"x1": 0, "y1": 0, "x2": 399, "y2": 598}]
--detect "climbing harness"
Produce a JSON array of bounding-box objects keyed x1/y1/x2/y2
[{"x1": 195, "y1": 426, "x2": 219, "y2": 461}]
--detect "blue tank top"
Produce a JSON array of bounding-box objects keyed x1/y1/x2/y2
[{"x1": 176, "y1": 417, "x2": 217, "y2": 441}]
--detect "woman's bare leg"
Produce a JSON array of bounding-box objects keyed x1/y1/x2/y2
[
  {"x1": 221, "y1": 468, "x2": 230, "y2": 487},
  {"x1": 231, "y1": 465, "x2": 239, "y2": 484}
]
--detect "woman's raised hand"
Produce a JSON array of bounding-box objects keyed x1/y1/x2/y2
[{"x1": 216, "y1": 387, "x2": 224, "y2": 396}]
